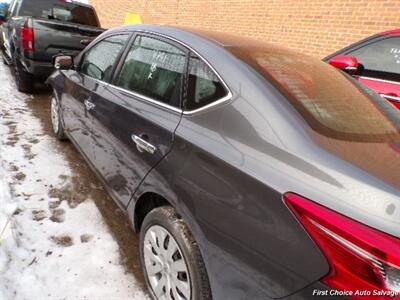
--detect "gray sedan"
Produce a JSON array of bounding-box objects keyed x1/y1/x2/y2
[{"x1": 48, "y1": 25, "x2": 400, "y2": 300}]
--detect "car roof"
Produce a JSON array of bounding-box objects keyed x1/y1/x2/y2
[
  {"x1": 176, "y1": 27, "x2": 268, "y2": 47},
  {"x1": 109, "y1": 24, "x2": 282, "y2": 51}
]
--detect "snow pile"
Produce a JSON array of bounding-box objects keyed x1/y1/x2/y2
[
  {"x1": 0, "y1": 106, "x2": 18, "y2": 258},
  {"x1": 0, "y1": 158, "x2": 17, "y2": 256},
  {"x1": 0, "y1": 65, "x2": 148, "y2": 299}
]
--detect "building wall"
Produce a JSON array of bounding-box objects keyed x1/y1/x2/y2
[{"x1": 91, "y1": 0, "x2": 400, "y2": 58}]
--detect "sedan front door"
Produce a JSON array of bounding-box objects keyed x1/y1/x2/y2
[
  {"x1": 61, "y1": 34, "x2": 130, "y2": 161},
  {"x1": 86, "y1": 34, "x2": 187, "y2": 206}
]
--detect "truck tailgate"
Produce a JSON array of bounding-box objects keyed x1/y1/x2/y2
[{"x1": 33, "y1": 19, "x2": 104, "y2": 61}]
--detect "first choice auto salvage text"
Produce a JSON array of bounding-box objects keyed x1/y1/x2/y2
[{"x1": 313, "y1": 289, "x2": 400, "y2": 297}]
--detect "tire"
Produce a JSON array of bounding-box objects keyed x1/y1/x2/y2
[
  {"x1": 1, "y1": 49, "x2": 8, "y2": 65},
  {"x1": 140, "y1": 206, "x2": 211, "y2": 300},
  {"x1": 14, "y1": 59, "x2": 35, "y2": 93},
  {"x1": 50, "y1": 92, "x2": 67, "y2": 141},
  {"x1": 2, "y1": 54, "x2": 7, "y2": 65}
]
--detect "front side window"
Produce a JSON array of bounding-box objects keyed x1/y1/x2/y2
[
  {"x1": 116, "y1": 35, "x2": 186, "y2": 108},
  {"x1": 186, "y1": 54, "x2": 228, "y2": 111},
  {"x1": 348, "y1": 37, "x2": 400, "y2": 77},
  {"x1": 80, "y1": 34, "x2": 128, "y2": 82}
]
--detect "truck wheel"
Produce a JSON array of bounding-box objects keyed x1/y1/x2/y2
[
  {"x1": 1, "y1": 49, "x2": 8, "y2": 65},
  {"x1": 51, "y1": 92, "x2": 67, "y2": 141},
  {"x1": 14, "y1": 60, "x2": 35, "y2": 93},
  {"x1": 140, "y1": 206, "x2": 212, "y2": 300}
]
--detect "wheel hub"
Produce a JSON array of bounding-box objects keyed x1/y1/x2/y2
[{"x1": 143, "y1": 225, "x2": 191, "y2": 300}]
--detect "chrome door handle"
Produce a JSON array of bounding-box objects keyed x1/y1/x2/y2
[
  {"x1": 84, "y1": 99, "x2": 96, "y2": 111},
  {"x1": 132, "y1": 135, "x2": 157, "y2": 154},
  {"x1": 380, "y1": 94, "x2": 400, "y2": 103}
]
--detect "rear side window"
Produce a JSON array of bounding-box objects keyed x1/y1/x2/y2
[
  {"x1": 80, "y1": 35, "x2": 128, "y2": 82},
  {"x1": 18, "y1": 0, "x2": 99, "y2": 27},
  {"x1": 116, "y1": 35, "x2": 186, "y2": 108},
  {"x1": 186, "y1": 54, "x2": 228, "y2": 110},
  {"x1": 348, "y1": 37, "x2": 400, "y2": 75}
]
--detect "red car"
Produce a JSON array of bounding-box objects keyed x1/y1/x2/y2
[{"x1": 325, "y1": 29, "x2": 400, "y2": 109}]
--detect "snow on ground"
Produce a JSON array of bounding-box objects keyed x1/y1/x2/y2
[{"x1": 0, "y1": 66, "x2": 148, "y2": 299}]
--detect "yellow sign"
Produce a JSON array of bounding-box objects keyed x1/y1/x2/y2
[{"x1": 124, "y1": 13, "x2": 142, "y2": 25}]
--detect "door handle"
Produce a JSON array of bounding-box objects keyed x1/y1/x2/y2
[
  {"x1": 84, "y1": 99, "x2": 96, "y2": 111},
  {"x1": 131, "y1": 135, "x2": 157, "y2": 154}
]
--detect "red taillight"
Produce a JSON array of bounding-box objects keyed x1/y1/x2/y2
[
  {"x1": 21, "y1": 26, "x2": 34, "y2": 52},
  {"x1": 284, "y1": 193, "x2": 400, "y2": 299}
]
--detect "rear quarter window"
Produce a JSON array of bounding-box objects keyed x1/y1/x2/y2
[{"x1": 186, "y1": 54, "x2": 228, "y2": 111}]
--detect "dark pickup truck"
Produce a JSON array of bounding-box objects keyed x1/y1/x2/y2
[{"x1": 0, "y1": 0, "x2": 104, "y2": 92}]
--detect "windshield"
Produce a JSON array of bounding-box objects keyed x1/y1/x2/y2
[
  {"x1": 228, "y1": 46, "x2": 400, "y2": 142},
  {"x1": 19, "y1": 0, "x2": 99, "y2": 27}
]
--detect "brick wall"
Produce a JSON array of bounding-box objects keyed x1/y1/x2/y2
[{"x1": 90, "y1": 0, "x2": 400, "y2": 58}]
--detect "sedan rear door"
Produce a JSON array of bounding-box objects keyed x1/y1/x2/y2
[{"x1": 86, "y1": 34, "x2": 187, "y2": 206}]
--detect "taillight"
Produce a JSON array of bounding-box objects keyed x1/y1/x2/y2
[
  {"x1": 21, "y1": 26, "x2": 34, "y2": 52},
  {"x1": 284, "y1": 193, "x2": 400, "y2": 299}
]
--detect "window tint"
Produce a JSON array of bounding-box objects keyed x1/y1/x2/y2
[
  {"x1": 18, "y1": 0, "x2": 99, "y2": 26},
  {"x1": 80, "y1": 35, "x2": 128, "y2": 82},
  {"x1": 228, "y1": 46, "x2": 400, "y2": 142},
  {"x1": 349, "y1": 37, "x2": 400, "y2": 75},
  {"x1": 186, "y1": 55, "x2": 228, "y2": 110},
  {"x1": 117, "y1": 36, "x2": 186, "y2": 108}
]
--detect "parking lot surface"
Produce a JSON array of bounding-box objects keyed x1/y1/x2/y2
[{"x1": 0, "y1": 63, "x2": 148, "y2": 299}]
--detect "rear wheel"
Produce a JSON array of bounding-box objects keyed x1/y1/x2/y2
[
  {"x1": 140, "y1": 206, "x2": 211, "y2": 300},
  {"x1": 14, "y1": 59, "x2": 35, "y2": 93},
  {"x1": 51, "y1": 92, "x2": 67, "y2": 141}
]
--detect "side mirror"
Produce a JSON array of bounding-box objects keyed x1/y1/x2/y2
[
  {"x1": 329, "y1": 55, "x2": 360, "y2": 75},
  {"x1": 53, "y1": 55, "x2": 74, "y2": 70}
]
